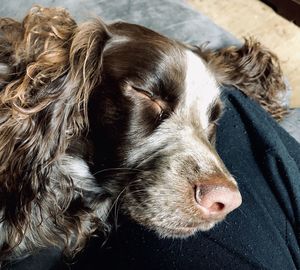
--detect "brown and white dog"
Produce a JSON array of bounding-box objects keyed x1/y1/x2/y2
[{"x1": 0, "y1": 6, "x2": 287, "y2": 262}]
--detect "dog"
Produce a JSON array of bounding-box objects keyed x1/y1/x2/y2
[{"x1": 0, "y1": 6, "x2": 288, "y2": 262}]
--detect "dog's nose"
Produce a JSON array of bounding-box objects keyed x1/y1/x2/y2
[{"x1": 195, "y1": 183, "x2": 242, "y2": 217}]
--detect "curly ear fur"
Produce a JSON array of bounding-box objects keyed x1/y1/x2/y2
[
  {"x1": 197, "y1": 39, "x2": 289, "y2": 121},
  {"x1": 0, "y1": 6, "x2": 110, "y2": 259}
]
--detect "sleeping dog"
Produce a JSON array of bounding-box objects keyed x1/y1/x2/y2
[{"x1": 0, "y1": 6, "x2": 287, "y2": 261}]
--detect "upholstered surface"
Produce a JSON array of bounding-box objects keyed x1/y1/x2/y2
[
  {"x1": 281, "y1": 109, "x2": 300, "y2": 143},
  {"x1": 0, "y1": 0, "x2": 241, "y2": 49}
]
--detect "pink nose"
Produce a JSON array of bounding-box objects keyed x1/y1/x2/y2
[{"x1": 195, "y1": 184, "x2": 242, "y2": 217}]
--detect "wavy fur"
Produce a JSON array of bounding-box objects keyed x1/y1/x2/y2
[
  {"x1": 196, "y1": 39, "x2": 289, "y2": 120},
  {"x1": 0, "y1": 6, "x2": 110, "y2": 260}
]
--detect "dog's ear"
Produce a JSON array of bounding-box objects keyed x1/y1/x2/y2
[
  {"x1": 69, "y1": 19, "x2": 111, "y2": 128},
  {"x1": 196, "y1": 39, "x2": 288, "y2": 121},
  {"x1": 0, "y1": 6, "x2": 110, "y2": 254}
]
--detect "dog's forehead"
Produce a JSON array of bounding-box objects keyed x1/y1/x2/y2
[
  {"x1": 105, "y1": 24, "x2": 220, "y2": 128},
  {"x1": 104, "y1": 27, "x2": 187, "y2": 95},
  {"x1": 179, "y1": 50, "x2": 220, "y2": 129}
]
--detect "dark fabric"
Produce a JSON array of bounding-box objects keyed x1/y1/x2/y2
[
  {"x1": 3, "y1": 248, "x2": 62, "y2": 270},
  {"x1": 64, "y1": 88, "x2": 300, "y2": 270}
]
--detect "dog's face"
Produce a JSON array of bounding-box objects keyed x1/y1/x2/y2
[{"x1": 88, "y1": 22, "x2": 242, "y2": 238}]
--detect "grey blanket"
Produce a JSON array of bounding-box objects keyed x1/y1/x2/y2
[{"x1": 1, "y1": 0, "x2": 242, "y2": 49}]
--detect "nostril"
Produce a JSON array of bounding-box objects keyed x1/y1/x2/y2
[{"x1": 209, "y1": 202, "x2": 225, "y2": 212}]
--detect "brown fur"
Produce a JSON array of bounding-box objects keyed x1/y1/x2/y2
[{"x1": 0, "y1": 6, "x2": 110, "y2": 259}]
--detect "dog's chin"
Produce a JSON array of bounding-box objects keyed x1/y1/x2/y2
[{"x1": 150, "y1": 220, "x2": 222, "y2": 239}]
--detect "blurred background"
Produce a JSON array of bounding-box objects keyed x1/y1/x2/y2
[{"x1": 187, "y1": 0, "x2": 300, "y2": 107}]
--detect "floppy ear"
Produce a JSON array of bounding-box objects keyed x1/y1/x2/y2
[
  {"x1": 0, "y1": 6, "x2": 110, "y2": 255},
  {"x1": 69, "y1": 19, "x2": 111, "y2": 129},
  {"x1": 196, "y1": 39, "x2": 288, "y2": 121}
]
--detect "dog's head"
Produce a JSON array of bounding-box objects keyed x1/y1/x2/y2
[
  {"x1": 88, "y1": 21, "x2": 242, "y2": 237},
  {"x1": 0, "y1": 6, "x2": 241, "y2": 248}
]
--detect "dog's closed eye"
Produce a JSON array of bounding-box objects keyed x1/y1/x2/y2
[
  {"x1": 125, "y1": 83, "x2": 166, "y2": 117},
  {"x1": 132, "y1": 86, "x2": 154, "y2": 99},
  {"x1": 205, "y1": 99, "x2": 223, "y2": 143}
]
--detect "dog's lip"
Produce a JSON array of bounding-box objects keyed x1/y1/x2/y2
[
  {"x1": 160, "y1": 225, "x2": 199, "y2": 236},
  {"x1": 157, "y1": 220, "x2": 221, "y2": 236}
]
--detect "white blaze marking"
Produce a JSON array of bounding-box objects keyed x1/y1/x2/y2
[
  {"x1": 125, "y1": 50, "x2": 222, "y2": 166},
  {"x1": 183, "y1": 50, "x2": 220, "y2": 129}
]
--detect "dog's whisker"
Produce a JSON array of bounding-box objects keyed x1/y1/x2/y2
[
  {"x1": 93, "y1": 167, "x2": 144, "y2": 176},
  {"x1": 107, "y1": 187, "x2": 127, "y2": 217}
]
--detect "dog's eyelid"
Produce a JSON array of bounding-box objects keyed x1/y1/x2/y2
[{"x1": 132, "y1": 86, "x2": 154, "y2": 99}]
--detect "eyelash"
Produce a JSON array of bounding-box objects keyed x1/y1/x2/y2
[{"x1": 132, "y1": 86, "x2": 154, "y2": 99}]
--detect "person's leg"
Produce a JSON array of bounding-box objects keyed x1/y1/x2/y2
[
  {"x1": 2, "y1": 248, "x2": 63, "y2": 270},
  {"x1": 70, "y1": 88, "x2": 300, "y2": 270}
]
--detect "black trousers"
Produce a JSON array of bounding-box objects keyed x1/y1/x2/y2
[{"x1": 6, "y1": 88, "x2": 300, "y2": 270}]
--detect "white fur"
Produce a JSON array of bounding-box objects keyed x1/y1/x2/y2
[
  {"x1": 183, "y1": 50, "x2": 220, "y2": 129},
  {"x1": 0, "y1": 63, "x2": 10, "y2": 77},
  {"x1": 0, "y1": 211, "x2": 4, "y2": 246},
  {"x1": 64, "y1": 157, "x2": 91, "y2": 179},
  {"x1": 61, "y1": 156, "x2": 103, "y2": 194}
]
